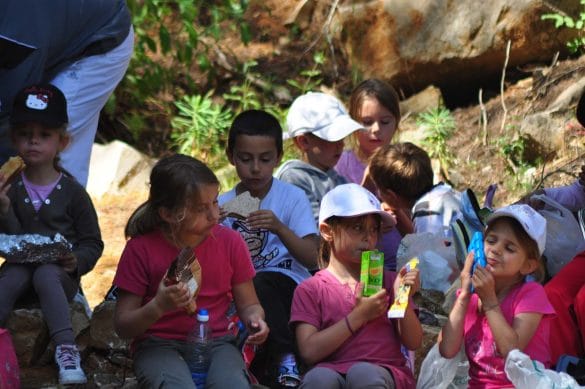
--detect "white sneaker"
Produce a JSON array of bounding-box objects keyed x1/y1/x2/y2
[{"x1": 55, "y1": 344, "x2": 88, "y2": 385}]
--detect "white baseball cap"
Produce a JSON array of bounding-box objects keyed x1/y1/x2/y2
[
  {"x1": 285, "y1": 92, "x2": 364, "y2": 141},
  {"x1": 486, "y1": 204, "x2": 547, "y2": 256},
  {"x1": 319, "y1": 183, "x2": 396, "y2": 227}
]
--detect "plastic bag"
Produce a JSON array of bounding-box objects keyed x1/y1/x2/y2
[
  {"x1": 417, "y1": 343, "x2": 469, "y2": 389},
  {"x1": 397, "y1": 232, "x2": 458, "y2": 292},
  {"x1": 505, "y1": 349, "x2": 584, "y2": 388},
  {"x1": 531, "y1": 194, "x2": 584, "y2": 276}
]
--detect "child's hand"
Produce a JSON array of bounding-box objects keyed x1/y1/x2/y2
[
  {"x1": 245, "y1": 317, "x2": 269, "y2": 345},
  {"x1": 246, "y1": 210, "x2": 283, "y2": 233},
  {"x1": 57, "y1": 253, "x2": 78, "y2": 274},
  {"x1": 354, "y1": 284, "x2": 389, "y2": 322},
  {"x1": 471, "y1": 265, "x2": 497, "y2": 303},
  {"x1": 394, "y1": 265, "x2": 420, "y2": 297},
  {"x1": 460, "y1": 251, "x2": 475, "y2": 296},
  {"x1": 154, "y1": 278, "x2": 192, "y2": 314},
  {"x1": 0, "y1": 175, "x2": 11, "y2": 216}
]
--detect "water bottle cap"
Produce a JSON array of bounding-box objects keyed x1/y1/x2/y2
[{"x1": 197, "y1": 308, "x2": 209, "y2": 322}]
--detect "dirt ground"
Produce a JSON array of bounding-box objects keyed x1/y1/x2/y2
[{"x1": 82, "y1": 191, "x2": 148, "y2": 308}]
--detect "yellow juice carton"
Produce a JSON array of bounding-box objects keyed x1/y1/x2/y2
[
  {"x1": 387, "y1": 258, "x2": 419, "y2": 319},
  {"x1": 360, "y1": 250, "x2": 384, "y2": 297}
]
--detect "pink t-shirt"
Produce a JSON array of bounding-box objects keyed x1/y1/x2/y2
[
  {"x1": 290, "y1": 269, "x2": 415, "y2": 389},
  {"x1": 113, "y1": 225, "x2": 255, "y2": 345},
  {"x1": 462, "y1": 282, "x2": 555, "y2": 388},
  {"x1": 334, "y1": 150, "x2": 402, "y2": 270}
]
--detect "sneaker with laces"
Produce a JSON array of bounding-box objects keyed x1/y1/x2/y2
[
  {"x1": 55, "y1": 344, "x2": 87, "y2": 385},
  {"x1": 276, "y1": 353, "x2": 301, "y2": 388}
]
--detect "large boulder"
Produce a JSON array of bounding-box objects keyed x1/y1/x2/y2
[
  {"x1": 254, "y1": 0, "x2": 574, "y2": 99},
  {"x1": 87, "y1": 140, "x2": 154, "y2": 199},
  {"x1": 337, "y1": 0, "x2": 577, "y2": 94}
]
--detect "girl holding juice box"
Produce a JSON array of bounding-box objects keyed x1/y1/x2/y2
[
  {"x1": 290, "y1": 183, "x2": 422, "y2": 388},
  {"x1": 438, "y1": 204, "x2": 555, "y2": 388}
]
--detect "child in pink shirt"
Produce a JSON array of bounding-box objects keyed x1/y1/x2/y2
[
  {"x1": 290, "y1": 183, "x2": 422, "y2": 388},
  {"x1": 439, "y1": 204, "x2": 555, "y2": 388}
]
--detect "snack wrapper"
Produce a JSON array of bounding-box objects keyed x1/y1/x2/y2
[
  {"x1": 387, "y1": 257, "x2": 419, "y2": 319},
  {"x1": 360, "y1": 250, "x2": 384, "y2": 297},
  {"x1": 469, "y1": 231, "x2": 486, "y2": 293},
  {"x1": 163, "y1": 247, "x2": 202, "y2": 315},
  {"x1": 0, "y1": 233, "x2": 71, "y2": 264}
]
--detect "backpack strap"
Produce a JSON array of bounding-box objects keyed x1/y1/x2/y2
[{"x1": 578, "y1": 208, "x2": 585, "y2": 241}]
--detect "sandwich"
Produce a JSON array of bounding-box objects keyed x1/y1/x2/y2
[
  {"x1": 0, "y1": 156, "x2": 25, "y2": 188},
  {"x1": 222, "y1": 191, "x2": 261, "y2": 219},
  {"x1": 164, "y1": 247, "x2": 201, "y2": 315}
]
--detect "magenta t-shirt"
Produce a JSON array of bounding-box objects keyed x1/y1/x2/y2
[
  {"x1": 462, "y1": 282, "x2": 555, "y2": 388},
  {"x1": 290, "y1": 269, "x2": 415, "y2": 389},
  {"x1": 113, "y1": 225, "x2": 255, "y2": 345}
]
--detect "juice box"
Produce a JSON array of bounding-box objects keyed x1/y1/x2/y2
[
  {"x1": 360, "y1": 250, "x2": 384, "y2": 297},
  {"x1": 387, "y1": 257, "x2": 419, "y2": 319}
]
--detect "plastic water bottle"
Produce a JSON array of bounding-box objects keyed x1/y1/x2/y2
[{"x1": 187, "y1": 309, "x2": 211, "y2": 389}]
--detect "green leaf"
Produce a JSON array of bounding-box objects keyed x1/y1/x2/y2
[{"x1": 159, "y1": 26, "x2": 171, "y2": 54}]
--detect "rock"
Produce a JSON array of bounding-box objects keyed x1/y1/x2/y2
[
  {"x1": 6, "y1": 301, "x2": 90, "y2": 367},
  {"x1": 415, "y1": 289, "x2": 448, "y2": 316},
  {"x1": 10, "y1": 299, "x2": 135, "y2": 388},
  {"x1": 336, "y1": 0, "x2": 578, "y2": 94},
  {"x1": 87, "y1": 140, "x2": 154, "y2": 199},
  {"x1": 519, "y1": 111, "x2": 566, "y2": 157},
  {"x1": 400, "y1": 85, "x2": 443, "y2": 116},
  {"x1": 89, "y1": 301, "x2": 129, "y2": 351}
]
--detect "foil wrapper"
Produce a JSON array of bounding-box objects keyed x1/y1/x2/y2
[{"x1": 0, "y1": 233, "x2": 72, "y2": 264}]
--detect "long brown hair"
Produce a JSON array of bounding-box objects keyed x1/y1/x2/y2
[
  {"x1": 347, "y1": 78, "x2": 401, "y2": 155},
  {"x1": 125, "y1": 154, "x2": 219, "y2": 238}
]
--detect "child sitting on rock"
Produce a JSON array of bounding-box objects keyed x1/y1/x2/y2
[{"x1": 0, "y1": 84, "x2": 103, "y2": 385}]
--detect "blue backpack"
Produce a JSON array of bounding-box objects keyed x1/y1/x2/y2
[{"x1": 450, "y1": 186, "x2": 495, "y2": 270}]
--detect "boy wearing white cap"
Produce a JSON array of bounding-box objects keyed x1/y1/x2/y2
[
  {"x1": 439, "y1": 204, "x2": 555, "y2": 388},
  {"x1": 275, "y1": 92, "x2": 363, "y2": 224}
]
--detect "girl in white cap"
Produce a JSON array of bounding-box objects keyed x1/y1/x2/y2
[
  {"x1": 439, "y1": 204, "x2": 555, "y2": 388},
  {"x1": 290, "y1": 183, "x2": 422, "y2": 388}
]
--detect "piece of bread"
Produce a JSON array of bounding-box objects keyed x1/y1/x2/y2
[
  {"x1": 222, "y1": 191, "x2": 261, "y2": 219},
  {"x1": 0, "y1": 156, "x2": 25, "y2": 188}
]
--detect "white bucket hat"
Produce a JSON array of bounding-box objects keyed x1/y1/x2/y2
[
  {"x1": 285, "y1": 92, "x2": 364, "y2": 142},
  {"x1": 319, "y1": 183, "x2": 396, "y2": 227},
  {"x1": 486, "y1": 204, "x2": 547, "y2": 256}
]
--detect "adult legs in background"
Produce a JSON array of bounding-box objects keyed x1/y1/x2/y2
[{"x1": 51, "y1": 26, "x2": 134, "y2": 187}]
